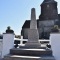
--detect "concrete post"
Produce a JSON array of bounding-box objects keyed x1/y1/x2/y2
[
  {"x1": 50, "y1": 33, "x2": 60, "y2": 60},
  {"x1": 2, "y1": 33, "x2": 14, "y2": 58}
]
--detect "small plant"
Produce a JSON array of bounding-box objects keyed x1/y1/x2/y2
[
  {"x1": 54, "y1": 25, "x2": 58, "y2": 29},
  {"x1": 52, "y1": 25, "x2": 59, "y2": 32},
  {"x1": 6, "y1": 26, "x2": 14, "y2": 33},
  {"x1": 7, "y1": 26, "x2": 11, "y2": 30}
]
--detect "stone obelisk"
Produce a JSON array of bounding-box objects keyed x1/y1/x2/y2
[{"x1": 25, "y1": 8, "x2": 41, "y2": 48}]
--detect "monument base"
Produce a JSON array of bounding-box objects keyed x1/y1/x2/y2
[
  {"x1": 24, "y1": 29, "x2": 41, "y2": 48},
  {"x1": 10, "y1": 48, "x2": 52, "y2": 56},
  {"x1": 25, "y1": 42, "x2": 41, "y2": 48},
  {"x1": 4, "y1": 55, "x2": 55, "y2": 60}
]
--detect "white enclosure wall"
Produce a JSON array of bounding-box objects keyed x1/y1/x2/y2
[
  {"x1": 0, "y1": 39, "x2": 3, "y2": 58},
  {"x1": 2, "y1": 33, "x2": 14, "y2": 58},
  {"x1": 50, "y1": 33, "x2": 60, "y2": 60}
]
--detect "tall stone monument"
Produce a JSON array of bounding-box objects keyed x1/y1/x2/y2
[
  {"x1": 25, "y1": 8, "x2": 41, "y2": 48},
  {"x1": 3, "y1": 8, "x2": 55, "y2": 60}
]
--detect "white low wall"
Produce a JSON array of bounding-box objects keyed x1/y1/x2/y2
[
  {"x1": 14, "y1": 38, "x2": 50, "y2": 46},
  {"x1": 0, "y1": 39, "x2": 3, "y2": 58},
  {"x1": 2, "y1": 33, "x2": 14, "y2": 58},
  {"x1": 50, "y1": 33, "x2": 60, "y2": 60}
]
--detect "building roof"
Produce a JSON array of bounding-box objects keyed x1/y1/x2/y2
[
  {"x1": 22, "y1": 20, "x2": 39, "y2": 28},
  {"x1": 22, "y1": 20, "x2": 30, "y2": 28},
  {"x1": 41, "y1": 0, "x2": 57, "y2": 5}
]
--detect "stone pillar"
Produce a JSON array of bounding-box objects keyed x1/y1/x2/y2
[
  {"x1": 30, "y1": 8, "x2": 37, "y2": 29},
  {"x1": 25, "y1": 8, "x2": 40, "y2": 48},
  {"x1": 50, "y1": 33, "x2": 60, "y2": 60},
  {"x1": 20, "y1": 36, "x2": 23, "y2": 45},
  {"x1": 2, "y1": 27, "x2": 14, "y2": 58}
]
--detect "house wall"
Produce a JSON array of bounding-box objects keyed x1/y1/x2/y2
[
  {"x1": 22, "y1": 28, "x2": 29, "y2": 39},
  {"x1": 22, "y1": 20, "x2": 56, "y2": 39}
]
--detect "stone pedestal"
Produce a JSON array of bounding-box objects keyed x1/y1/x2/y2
[
  {"x1": 10, "y1": 48, "x2": 52, "y2": 56},
  {"x1": 25, "y1": 29, "x2": 41, "y2": 48}
]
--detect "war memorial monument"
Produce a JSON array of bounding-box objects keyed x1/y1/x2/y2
[{"x1": 3, "y1": 0, "x2": 60, "y2": 60}]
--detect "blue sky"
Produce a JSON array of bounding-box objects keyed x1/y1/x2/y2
[{"x1": 0, "y1": 0, "x2": 60, "y2": 35}]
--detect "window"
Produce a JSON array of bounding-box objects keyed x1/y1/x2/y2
[{"x1": 47, "y1": 5, "x2": 49, "y2": 8}]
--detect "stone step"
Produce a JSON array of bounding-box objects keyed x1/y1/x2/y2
[
  {"x1": 10, "y1": 48, "x2": 52, "y2": 56},
  {"x1": 19, "y1": 46, "x2": 46, "y2": 49},
  {"x1": 4, "y1": 55, "x2": 55, "y2": 60}
]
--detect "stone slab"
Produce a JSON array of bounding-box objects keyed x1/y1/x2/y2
[
  {"x1": 10, "y1": 48, "x2": 52, "y2": 56},
  {"x1": 19, "y1": 45, "x2": 46, "y2": 49},
  {"x1": 4, "y1": 55, "x2": 55, "y2": 60}
]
